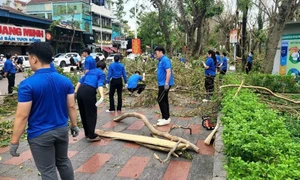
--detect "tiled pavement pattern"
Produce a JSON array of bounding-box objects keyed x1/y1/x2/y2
[{"x1": 0, "y1": 104, "x2": 215, "y2": 180}]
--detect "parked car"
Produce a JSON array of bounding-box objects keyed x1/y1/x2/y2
[
  {"x1": 52, "y1": 53, "x2": 63, "y2": 61},
  {"x1": 19, "y1": 56, "x2": 30, "y2": 69},
  {"x1": 126, "y1": 53, "x2": 138, "y2": 60},
  {"x1": 53, "y1": 53, "x2": 81, "y2": 67},
  {"x1": 106, "y1": 53, "x2": 123, "y2": 62},
  {"x1": 91, "y1": 53, "x2": 105, "y2": 61}
]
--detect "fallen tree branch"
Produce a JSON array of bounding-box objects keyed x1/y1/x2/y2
[
  {"x1": 234, "y1": 80, "x2": 245, "y2": 98},
  {"x1": 220, "y1": 85, "x2": 300, "y2": 104},
  {"x1": 113, "y1": 113, "x2": 200, "y2": 152},
  {"x1": 169, "y1": 124, "x2": 192, "y2": 135},
  {"x1": 154, "y1": 140, "x2": 182, "y2": 164}
]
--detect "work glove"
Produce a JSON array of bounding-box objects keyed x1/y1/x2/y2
[
  {"x1": 70, "y1": 126, "x2": 80, "y2": 137},
  {"x1": 95, "y1": 97, "x2": 104, "y2": 106},
  {"x1": 10, "y1": 143, "x2": 20, "y2": 157},
  {"x1": 164, "y1": 84, "x2": 170, "y2": 90},
  {"x1": 125, "y1": 84, "x2": 128, "y2": 88},
  {"x1": 106, "y1": 84, "x2": 109, "y2": 89}
]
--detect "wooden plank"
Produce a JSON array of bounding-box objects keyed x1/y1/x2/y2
[{"x1": 95, "y1": 130, "x2": 187, "y2": 149}]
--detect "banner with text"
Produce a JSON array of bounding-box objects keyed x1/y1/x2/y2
[
  {"x1": 0, "y1": 24, "x2": 45, "y2": 43},
  {"x1": 132, "y1": 39, "x2": 141, "y2": 54},
  {"x1": 280, "y1": 34, "x2": 300, "y2": 75}
]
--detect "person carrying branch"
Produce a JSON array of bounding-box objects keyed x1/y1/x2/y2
[
  {"x1": 202, "y1": 50, "x2": 217, "y2": 101},
  {"x1": 127, "y1": 71, "x2": 146, "y2": 95},
  {"x1": 75, "y1": 61, "x2": 106, "y2": 142},
  {"x1": 10, "y1": 42, "x2": 79, "y2": 180},
  {"x1": 155, "y1": 46, "x2": 175, "y2": 126}
]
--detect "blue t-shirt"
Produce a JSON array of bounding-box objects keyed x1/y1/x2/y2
[
  {"x1": 221, "y1": 57, "x2": 228, "y2": 71},
  {"x1": 157, "y1": 55, "x2": 175, "y2": 86},
  {"x1": 79, "y1": 68, "x2": 106, "y2": 89},
  {"x1": 18, "y1": 68, "x2": 74, "y2": 139},
  {"x1": 205, "y1": 57, "x2": 216, "y2": 76},
  {"x1": 248, "y1": 55, "x2": 253, "y2": 63},
  {"x1": 106, "y1": 62, "x2": 127, "y2": 84},
  {"x1": 216, "y1": 55, "x2": 221, "y2": 64},
  {"x1": 127, "y1": 74, "x2": 142, "y2": 89},
  {"x1": 4, "y1": 59, "x2": 16, "y2": 74},
  {"x1": 84, "y1": 55, "x2": 96, "y2": 70}
]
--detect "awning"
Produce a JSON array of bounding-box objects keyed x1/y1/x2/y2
[
  {"x1": 102, "y1": 47, "x2": 113, "y2": 53},
  {"x1": 109, "y1": 47, "x2": 119, "y2": 53}
]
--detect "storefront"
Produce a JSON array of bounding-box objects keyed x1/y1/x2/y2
[{"x1": 0, "y1": 6, "x2": 51, "y2": 55}]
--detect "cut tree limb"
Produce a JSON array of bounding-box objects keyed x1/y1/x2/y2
[
  {"x1": 234, "y1": 80, "x2": 245, "y2": 98},
  {"x1": 113, "y1": 113, "x2": 200, "y2": 153},
  {"x1": 154, "y1": 140, "x2": 182, "y2": 164},
  {"x1": 169, "y1": 124, "x2": 192, "y2": 135},
  {"x1": 220, "y1": 85, "x2": 300, "y2": 104},
  {"x1": 136, "y1": 143, "x2": 179, "y2": 157}
]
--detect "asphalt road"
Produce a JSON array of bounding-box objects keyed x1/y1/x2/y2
[{"x1": 0, "y1": 72, "x2": 25, "y2": 95}]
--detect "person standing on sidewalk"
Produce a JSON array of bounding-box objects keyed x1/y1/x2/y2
[
  {"x1": 106, "y1": 55, "x2": 127, "y2": 112},
  {"x1": 155, "y1": 46, "x2": 174, "y2": 126},
  {"x1": 202, "y1": 50, "x2": 217, "y2": 101},
  {"x1": 9, "y1": 42, "x2": 80, "y2": 180},
  {"x1": 127, "y1": 71, "x2": 146, "y2": 95},
  {"x1": 74, "y1": 61, "x2": 106, "y2": 142},
  {"x1": 246, "y1": 51, "x2": 254, "y2": 74},
  {"x1": 3, "y1": 54, "x2": 16, "y2": 94},
  {"x1": 82, "y1": 48, "x2": 96, "y2": 73}
]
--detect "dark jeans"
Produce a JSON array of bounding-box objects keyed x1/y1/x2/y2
[
  {"x1": 7, "y1": 73, "x2": 15, "y2": 94},
  {"x1": 128, "y1": 84, "x2": 146, "y2": 94},
  {"x1": 28, "y1": 126, "x2": 74, "y2": 180},
  {"x1": 77, "y1": 85, "x2": 98, "y2": 139},
  {"x1": 157, "y1": 86, "x2": 171, "y2": 120},
  {"x1": 109, "y1": 78, "x2": 123, "y2": 111},
  {"x1": 205, "y1": 76, "x2": 215, "y2": 100},
  {"x1": 246, "y1": 62, "x2": 252, "y2": 74}
]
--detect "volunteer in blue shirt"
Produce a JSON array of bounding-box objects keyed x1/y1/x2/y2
[
  {"x1": 106, "y1": 55, "x2": 127, "y2": 112},
  {"x1": 127, "y1": 71, "x2": 146, "y2": 94},
  {"x1": 246, "y1": 51, "x2": 254, "y2": 74},
  {"x1": 155, "y1": 46, "x2": 175, "y2": 126},
  {"x1": 3, "y1": 54, "x2": 16, "y2": 94},
  {"x1": 219, "y1": 52, "x2": 228, "y2": 75},
  {"x1": 75, "y1": 61, "x2": 106, "y2": 142},
  {"x1": 9, "y1": 42, "x2": 79, "y2": 180},
  {"x1": 82, "y1": 48, "x2": 96, "y2": 73},
  {"x1": 202, "y1": 50, "x2": 217, "y2": 101}
]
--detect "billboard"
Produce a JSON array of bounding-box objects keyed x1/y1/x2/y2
[
  {"x1": 279, "y1": 34, "x2": 300, "y2": 75},
  {"x1": 0, "y1": 24, "x2": 45, "y2": 43},
  {"x1": 112, "y1": 24, "x2": 121, "y2": 41},
  {"x1": 230, "y1": 29, "x2": 238, "y2": 43}
]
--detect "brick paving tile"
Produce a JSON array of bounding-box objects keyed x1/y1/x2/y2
[
  {"x1": 197, "y1": 140, "x2": 215, "y2": 156},
  {"x1": 0, "y1": 177, "x2": 16, "y2": 180},
  {"x1": 127, "y1": 121, "x2": 144, "y2": 131},
  {"x1": 178, "y1": 117, "x2": 192, "y2": 121},
  {"x1": 184, "y1": 124, "x2": 201, "y2": 135},
  {"x1": 3, "y1": 150, "x2": 32, "y2": 165},
  {"x1": 91, "y1": 138, "x2": 112, "y2": 146},
  {"x1": 155, "y1": 123, "x2": 174, "y2": 132},
  {"x1": 76, "y1": 153, "x2": 113, "y2": 174},
  {"x1": 68, "y1": 151, "x2": 79, "y2": 158},
  {"x1": 117, "y1": 156, "x2": 150, "y2": 178},
  {"x1": 162, "y1": 160, "x2": 192, "y2": 180},
  {"x1": 69, "y1": 130, "x2": 86, "y2": 144},
  {"x1": 103, "y1": 120, "x2": 119, "y2": 129},
  {"x1": 123, "y1": 142, "x2": 141, "y2": 149},
  {"x1": 0, "y1": 147, "x2": 9, "y2": 154}
]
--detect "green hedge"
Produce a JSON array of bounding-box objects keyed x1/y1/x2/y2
[
  {"x1": 221, "y1": 89, "x2": 300, "y2": 179},
  {"x1": 223, "y1": 73, "x2": 300, "y2": 93}
]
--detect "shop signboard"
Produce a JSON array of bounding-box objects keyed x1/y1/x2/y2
[{"x1": 280, "y1": 34, "x2": 300, "y2": 75}]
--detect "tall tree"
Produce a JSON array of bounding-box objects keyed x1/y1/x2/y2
[
  {"x1": 150, "y1": 0, "x2": 175, "y2": 54},
  {"x1": 176, "y1": 0, "x2": 223, "y2": 57},
  {"x1": 258, "y1": 0, "x2": 300, "y2": 73}
]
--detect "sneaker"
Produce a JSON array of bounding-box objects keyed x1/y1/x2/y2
[
  {"x1": 106, "y1": 110, "x2": 114, "y2": 113},
  {"x1": 156, "y1": 118, "x2": 171, "y2": 126},
  {"x1": 87, "y1": 136, "x2": 101, "y2": 142}
]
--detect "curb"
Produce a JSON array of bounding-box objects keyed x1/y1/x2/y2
[{"x1": 212, "y1": 115, "x2": 226, "y2": 180}]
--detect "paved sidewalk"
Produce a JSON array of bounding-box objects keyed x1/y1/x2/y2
[{"x1": 0, "y1": 104, "x2": 215, "y2": 180}]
